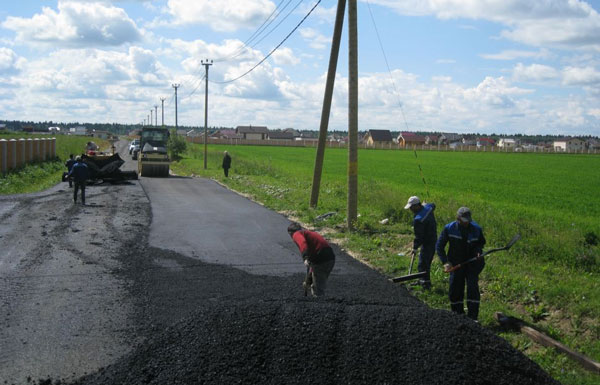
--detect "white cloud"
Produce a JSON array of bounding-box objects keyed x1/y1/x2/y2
[
  {"x1": 299, "y1": 28, "x2": 330, "y2": 50},
  {"x1": 164, "y1": 0, "x2": 276, "y2": 32},
  {"x1": 272, "y1": 47, "x2": 299, "y2": 66},
  {"x1": 512, "y1": 63, "x2": 559, "y2": 82},
  {"x1": 0, "y1": 47, "x2": 25, "y2": 75},
  {"x1": 562, "y1": 66, "x2": 600, "y2": 85},
  {"x1": 481, "y1": 49, "x2": 550, "y2": 61},
  {"x1": 436, "y1": 59, "x2": 456, "y2": 64},
  {"x1": 368, "y1": 0, "x2": 600, "y2": 51},
  {"x1": 1, "y1": 1, "x2": 142, "y2": 47}
]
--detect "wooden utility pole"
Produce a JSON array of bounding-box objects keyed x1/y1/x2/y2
[
  {"x1": 347, "y1": 0, "x2": 358, "y2": 230},
  {"x1": 172, "y1": 83, "x2": 180, "y2": 129},
  {"x1": 309, "y1": 0, "x2": 346, "y2": 208},
  {"x1": 160, "y1": 98, "x2": 166, "y2": 126},
  {"x1": 202, "y1": 59, "x2": 213, "y2": 170}
]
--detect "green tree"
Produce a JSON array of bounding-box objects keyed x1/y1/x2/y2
[{"x1": 168, "y1": 129, "x2": 187, "y2": 160}]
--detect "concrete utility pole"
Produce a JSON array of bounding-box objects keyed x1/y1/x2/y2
[
  {"x1": 172, "y1": 83, "x2": 181, "y2": 129},
  {"x1": 147, "y1": 114, "x2": 150, "y2": 127},
  {"x1": 150, "y1": 110, "x2": 154, "y2": 127},
  {"x1": 310, "y1": 0, "x2": 346, "y2": 208},
  {"x1": 347, "y1": 0, "x2": 358, "y2": 230},
  {"x1": 160, "y1": 98, "x2": 166, "y2": 126},
  {"x1": 154, "y1": 105, "x2": 158, "y2": 126},
  {"x1": 202, "y1": 59, "x2": 213, "y2": 170}
]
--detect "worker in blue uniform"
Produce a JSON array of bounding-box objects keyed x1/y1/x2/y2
[
  {"x1": 436, "y1": 207, "x2": 486, "y2": 321},
  {"x1": 404, "y1": 196, "x2": 437, "y2": 290},
  {"x1": 68, "y1": 156, "x2": 90, "y2": 205}
]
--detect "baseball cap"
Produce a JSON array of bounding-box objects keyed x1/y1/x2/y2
[
  {"x1": 404, "y1": 196, "x2": 421, "y2": 210},
  {"x1": 457, "y1": 207, "x2": 472, "y2": 223}
]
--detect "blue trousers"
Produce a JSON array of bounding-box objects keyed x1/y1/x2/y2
[
  {"x1": 448, "y1": 259, "x2": 484, "y2": 320},
  {"x1": 418, "y1": 243, "x2": 436, "y2": 284}
]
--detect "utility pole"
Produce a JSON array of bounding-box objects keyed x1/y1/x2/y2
[
  {"x1": 172, "y1": 84, "x2": 181, "y2": 129},
  {"x1": 160, "y1": 98, "x2": 166, "y2": 126},
  {"x1": 347, "y1": 0, "x2": 358, "y2": 230},
  {"x1": 154, "y1": 105, "x2": 158, "y2": 127},
  {"x1": 150, "y1": 109, "x2": 154, "y2": 127},
  {"x1": 147, "y1": 114, "x2": 150, "y2": 127},
  {"x1": 202, "y1": 59, "x2": 213, "y2": 170},
  {"x1": 310, "y1": 0, "x2": 346, "y2": 208}
]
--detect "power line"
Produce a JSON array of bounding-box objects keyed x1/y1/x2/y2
[
  {"x1": 213, "y1": 0, "x2": 321, "y2": 84},
  {"x1": 215, "y1": 0, "x2": 291, "y2": 63}
]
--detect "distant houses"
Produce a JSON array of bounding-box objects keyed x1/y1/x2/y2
[
  {"x1": 497, "y1": 138, "x2": 517, "y2": 149},
  {"x1": 236, "y1": 125, "x2": 269, "y2": 140},
  {"x1": 364, "y1": 129, "x2": 393, "y2": 146},
  {"x1": 553, "y1": 137, "x2": 585, "y2": 152},
  {"x1": 397, "y1": 132, "x2": 427, "y2": 147}
]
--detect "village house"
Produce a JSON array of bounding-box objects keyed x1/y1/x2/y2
[
  {"x1": 236, "y1": 125, "x2": 269, "y2": 140},
  {"x1": 497, "y1": 138, "x2": 517, "y2": 149},
  {"x1": 397, "y1": 132, "x2": 427, "y2": 147},
  {"x1": 425, "y1": 135, "x2": 440, "y2": 145},
  {"x1": 210, "y1": 129, "x2": 243, "y2": 140},
  {"x1": 268, "y1": 130, "x2": 296, "y2": 141},
  {"x1": 69, "y1": 126, "x2": 88, "y2": 135},
  {"x1": 90, "y1": 130, "x2": 112, "y2": 139},
  {"x1": 439, "y1": 133, "x2": 463, "y2": 145},
  {"x1": 586, "y1": 138, "x2": 600, "y2": 150},
  {"x1": 553, "y1": 137, "x2": 585, "y2": 152},
  {"x1": 476, "y1": 137, "x2": 496, "y2": 147},
  {"x1": 364, "y1": 129, "x2": 393, "y2": 147}
]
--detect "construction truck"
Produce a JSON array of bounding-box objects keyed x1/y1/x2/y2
[
  {"x1": 138, "y1": 127, "x2": 170, "y2": 177},
  {"x1": 62, "y1": 139, "x2": 138, "y2": 184}
]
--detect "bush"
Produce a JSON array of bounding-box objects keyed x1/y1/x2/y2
[{"x1": 168, "y1": 130, "x2": 187, "y2": 160}]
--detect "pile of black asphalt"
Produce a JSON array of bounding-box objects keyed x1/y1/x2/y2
[{"x1": 69, "y1": 243, "x2": 559, "y2": 385}]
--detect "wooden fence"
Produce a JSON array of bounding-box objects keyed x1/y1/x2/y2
[
  {"x1": 186, "y1": 137, "x2": 600, "y2": 154},
  {"x1": 0, "y1": 138, "x2": 57, "y2": 174}
]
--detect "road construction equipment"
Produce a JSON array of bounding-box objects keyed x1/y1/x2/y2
[
  {"x1": 445, "y1": 234, "x2": 520, "y2": 273},
  {"x1": 495, "y1": 312, "x2": 600, "y2": 374},
  {"x1": 62, "y1": 144, "x2": 137, "y2": 184},
  {"x1": 390, "y1": 249, "x2": 428, "y2": 284},
  {"x1": 138, "y1": 127, "x2": 170, "y2": 177}
]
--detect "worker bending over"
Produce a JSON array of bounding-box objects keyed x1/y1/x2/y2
[
  {"x1": 404, "y1": 195, "x2": 437, "y2": 290},
  {"x1": 288, "y1": 222, "x2": 335, "y2": 297},
  {"x1": 436, "y1": 207, "x2": 486, "y2": 321}
]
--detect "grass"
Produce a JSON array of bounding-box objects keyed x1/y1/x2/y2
[
  {"x1": 172, "y1": 143, "x2": 600, "y2": 385},
  {"x1": 0, "y1": 132, "x2": 108, "y2": 194}
]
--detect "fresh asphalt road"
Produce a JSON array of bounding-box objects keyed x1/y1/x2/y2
[{"x1": 139, "y1": 174, "x2": 364, "y2": 277}]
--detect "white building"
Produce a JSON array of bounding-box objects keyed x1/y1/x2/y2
[
  {"x1": 497, "y1": 138, "x2": 517, "y2": 149},
  {"x1": 69, "y1": 126, "x2": 87, "y2": 135},
  {"x1": 553, "y1": 138, "x2": 585, "y2": 152}
]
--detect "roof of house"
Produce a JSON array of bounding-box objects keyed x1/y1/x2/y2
[
  {"x1": 399, "y1": 132, "x2": 427, "y2": 142},
  {"x1": 477, "y1": 137, "x2": 496, "y2": 144},
  {"x1": 499, "y1": 138, "x2": 516, "y2": 143},
  {"x1": 368, "y1": 129, "x2": 393, "y2": 142},
  {"x1": 427, "y1": 135, "x2": 439, "y2": 141},
  {"x1": 269, "y1": 131, "x2": 296, "y2": 140},
  {"x1": 236, "y1": 125, "x2": 269, "y2": 134},
  {"x1": 555, "y1": 137, "x2": 583, "y2": 142}
]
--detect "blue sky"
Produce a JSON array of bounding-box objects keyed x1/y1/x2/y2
[{"x1": 1, "y1": 0, "x2": 599, "y2": 136}]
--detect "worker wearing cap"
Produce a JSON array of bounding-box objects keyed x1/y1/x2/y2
[
  {"x1": 288, "y1": 222, "x2": 335, "y2": 297},
  {"x1": 436, "y1": 207, "x2": 486, "y2": 320},
  {"x1": 404, "y1": 196, "x2": 437, "y2": 290},
  {"x1": 68, "y1": 156, "x2": 90, "y2": 205}
]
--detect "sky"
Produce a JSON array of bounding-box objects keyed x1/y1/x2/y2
[{"x1": 0, "y1": 0, "x2": 599, "y2": 136}]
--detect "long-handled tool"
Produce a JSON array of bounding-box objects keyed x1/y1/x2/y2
[
  {"x1": 390, "y1": 249, "x2": 427, "y2": 284},
  {"x1": 303, "y1": 266, "x2": 313, "y2": 296},
  {"x1": 446, "y1": 234, "x2": 520, "y2": 273}
]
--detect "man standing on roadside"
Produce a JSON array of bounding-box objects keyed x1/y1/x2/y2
[
  {"x1": 288, "y1": 222, "x2": 335, "y2": 297},
  {"x1": 65, "y1": 154, "x2": 75, "y2": 188},
  {"x1": 436, "y1": 207, "x2": 486, "y2": 321},
  {"x1": 404, "y1": 196, "x2": 437, "y2": 290},
  {"x1": 68, "y1": 156, "x2": 90, "y2": 205},
  {"x1": 222, "y1": 151, "x2": 231, "y2": 177}
]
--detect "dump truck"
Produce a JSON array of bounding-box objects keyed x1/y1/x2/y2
[{"x1": 138, "y1": 127, "x2": 170, "y2": 177}]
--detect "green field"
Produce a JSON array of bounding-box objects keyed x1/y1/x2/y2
[
  {"x1": 173, "y1": 143, "x2": 600, "y2": 385},
  {"x1": 0, "y1": 132, "x2": 108, "y2": 194}
]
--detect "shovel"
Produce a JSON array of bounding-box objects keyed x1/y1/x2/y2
[
  {"x1": 446, "y1": 234, "x2": 520, "y2": 273},
  {"x1": 390, "y1": 249, "x2": 427, "y2": 284}
]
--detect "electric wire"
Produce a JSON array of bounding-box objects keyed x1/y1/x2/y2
[
  {"x1": 366, "y1": 0, "x2": 430, "y2": 200},
  {"x1": 215, "y1": 0, "x2": 292, "y2": 63},
  {"x1": 213, "y1": 0, "x2": 321, "y2": 84}
]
